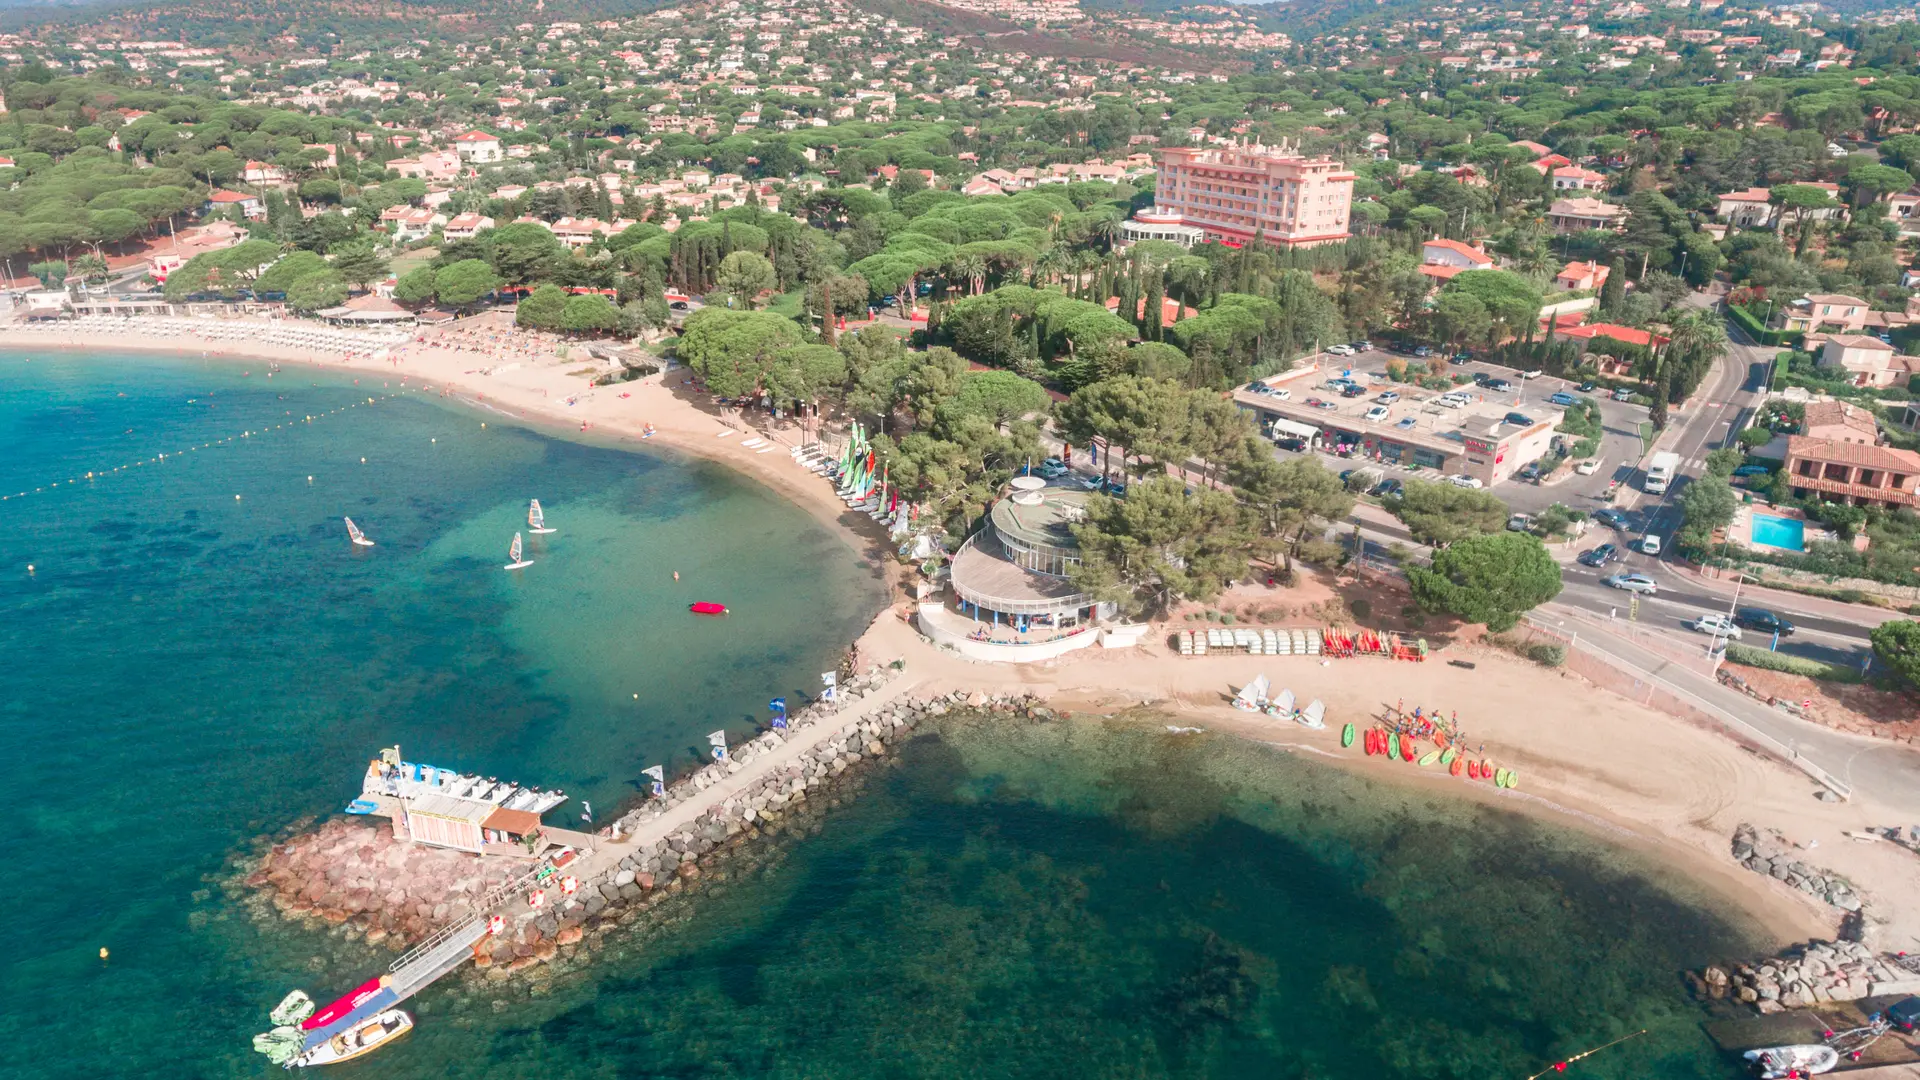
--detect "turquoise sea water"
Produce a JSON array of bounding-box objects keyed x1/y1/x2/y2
[{"x1": 0, "y1": 350, "x2": 1763, "y2": 1079}]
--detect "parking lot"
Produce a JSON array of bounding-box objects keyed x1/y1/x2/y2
[{"x1": 1252, "y1": 345, "x2": 1656, "y2": 516}]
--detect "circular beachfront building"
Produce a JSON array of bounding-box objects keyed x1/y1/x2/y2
[{"x1": 918, "y1": 478, "x2": 1117, "y2": 661}]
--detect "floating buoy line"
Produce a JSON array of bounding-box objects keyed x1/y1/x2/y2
[{"x1": 0, "y1": 390, "x2": 421, "y2": 503}]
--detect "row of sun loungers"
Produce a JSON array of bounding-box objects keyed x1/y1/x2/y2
[{"x1": 1178, "y1": 628, "x2": 1325, "y2": 656}]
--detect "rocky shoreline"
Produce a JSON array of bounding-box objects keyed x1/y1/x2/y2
[{"x1": 238, "y1": 674, "x2": 1058, "y2": 984}]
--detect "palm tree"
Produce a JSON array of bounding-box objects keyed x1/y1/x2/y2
[
  {"x1": 1031, "y1": 247, "x2": 1069, "y2": 287},
  {"x1": 948, "y1": 252, "x2": 986, "y2": 296}
]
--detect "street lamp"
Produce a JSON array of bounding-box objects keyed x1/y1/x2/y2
[{"x1": 1709, "y1": 570, "x2": 1745, "y2": 670}]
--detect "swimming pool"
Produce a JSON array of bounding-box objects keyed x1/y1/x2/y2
[{"x1": 1750, "y1": 513, "x2": 1807, "y2": 551}]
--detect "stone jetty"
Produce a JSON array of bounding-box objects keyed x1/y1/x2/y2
[
  {"x1": 243, "y1": 658, "x2": 1060, "y2": 984},
  {"x1": 1695, "y1": 940, "x2": 1920, "y2": 1013}
]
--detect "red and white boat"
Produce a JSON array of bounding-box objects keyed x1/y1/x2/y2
[{"x1": 689, "y1": 602, "x2": 728, "y2": 615}]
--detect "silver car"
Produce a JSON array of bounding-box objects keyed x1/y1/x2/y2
[{"x1": 1603, "y1": 573, "x2": 1658, "y2": 595}]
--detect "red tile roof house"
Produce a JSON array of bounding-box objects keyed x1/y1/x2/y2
[
  {"x1": 1418, "y1": 239, "x2": 1492, "y2": 282},
  {"x1": 1554, "y1": 260, "x2": 1609, "y2": 291},
  {"x1": 1555, "y1": 323, "x2": 1669, "y2": 377},
  {"x1": 1783, "y1": 436, "x2": 1920, "y2": 508},
  {"x1": 1814, "y1": 334, "x2": 1920, "y2": 388},
  {"x1": 205, "y1": 189, "x2": 264, "y2": 219}
]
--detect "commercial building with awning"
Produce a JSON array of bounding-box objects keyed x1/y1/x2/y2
[{"x1": 1266, "y1": 417, "x2": 1321, "y2": 440}]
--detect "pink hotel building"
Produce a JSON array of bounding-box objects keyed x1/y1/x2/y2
[{"x1": 1147, "y1": 141, "x2": 1355, "y2": 248}]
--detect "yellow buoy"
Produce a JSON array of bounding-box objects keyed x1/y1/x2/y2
[
  {"x1": 99, "y1": 947, "x2": 109, "y2": 960},
  {"x1": 360, "y1": 458, "x2": 367, "y2": 464},
  {"x1": 235, "y1": 495, "x2": 242, "y2": 501}
]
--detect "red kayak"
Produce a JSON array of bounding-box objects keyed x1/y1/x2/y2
[
  {"x1": 1401, "y1": 739, "x2": 1416, "y2": 762},
  {"x1": 689, "y1": 602, "x2": 729, "y2": 615}
]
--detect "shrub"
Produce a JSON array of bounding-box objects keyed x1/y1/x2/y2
[
  {"x1": 1528, "y1": 643, "x2": 1566, "y2": 667},
  {"x1": 1351, "y1": 598, "x2": 1372, "y2": 621},
  {"x1": 1737, "y1": 427, "x2": 1774, "y2": 448},
  {"x1": 1724, "y1": 643, "x2": 1861, "y2": 682}
]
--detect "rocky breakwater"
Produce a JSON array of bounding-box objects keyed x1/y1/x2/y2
[
  {"x1": 462, "y1": 682, "x2": 1062, "y2": 982},
  {"x1": 1695, "y1": 940, "x2": 1920, "y2": 1014},
  {"x1": 1731, "y1": 823, "x2": 1865, "y2": 918},
  {"x1": 241, "y1": 817, "x2": 525, "y2": 946}
]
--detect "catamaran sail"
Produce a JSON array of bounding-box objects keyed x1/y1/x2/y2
[
  {"x1": 1232, "y1": 674, "x2": 1270, "y2": 710},
  {"x1": 344, "y1": 517, "x2": 374, "y2": 547},
  {"x1": 528, "y1": 499, "x2": 556, "y2": 534},
  {"x1": 504, "y1": 532, "x2": 533, "y2": 570}
]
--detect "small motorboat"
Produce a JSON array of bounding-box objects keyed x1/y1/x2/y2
[
  {"x1": 689, "y1": 602, "x2": 728, "y2": 615},
  {"x1": 1743, "y1": 1044, "x2": 1839, "y2": 1078},
  {"x1": 288, "y1": 1008, "x2": 412, "y2": 1068}
]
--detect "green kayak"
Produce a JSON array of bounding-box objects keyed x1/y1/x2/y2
[
  {"x1": 1341, "y1": 722, "x2": 1355, "y2": 748},
  {"x1": 1439, "y1": 748, "x2": 1457, "y2": 766},
  {"x1": 1417, "y1": 750, "x2": 1441, "y2": 767},
  {"x1": 1388, "y1": 731, "x2": 1401, "y2": 760}
]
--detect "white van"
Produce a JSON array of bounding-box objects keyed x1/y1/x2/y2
[{"x1": 1433, "y1": 392, "x2": 1468, "y2": 410}]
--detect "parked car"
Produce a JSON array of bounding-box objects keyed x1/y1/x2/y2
[
  {"x1": 1732, "y1": 464, "x2": 1771, "y2": 477},
  {"x1": 1448, "y1": 474, "x2": 1484, "y2": 489},
  {"x1": 1308, "y1": 397, "x2": 1337, "y2": 410},
  {"x1": 1576, "y1": 459, "x2": 1604, "y2": 476},
  {"x1": 1548, "y1": 391, "x2": 1578, "y2": 406},
  {"x1": 1272, "y1": 388, "x2": 1292, "y2": 401},
  {"x1": 1578, "y1": 381, "x2": 1597, "y2": 392},
  {"x1": 1369, "y1": 478, "x2": 1403, "y2": 498},
  {"x1": 1577, "y1": 543, "x2": 1620, "y2": 567},
  {"x1": 1486, "y1": 378, "x2": 1514, "y2": 392},
  {"x1": 880, "y1": 294, "x2": 899, "y2": 307},
  {"x1": 1521, "y1": 369, "x2": 1544, "y2": 379},
  {"x1": 1886, "y1": 996, "x2": 1920, "y2": 1034},
  {"x1": 1593, "y1": 508, "x2": 1630, "y2": 529},
  {"x1": 1638, "y1": 534, "x2": 1663, "y2": 555},
  {"x1": 1433, "y1": 393, "x2": 1468, "y2": 410},
  {"x1": 1079, "y1": 474, "x2": 1105, "y2": 490},
  {"x1": 1395, "y1": 416, "x2": 1417, "y2": 430},
  {"x1": 1038, "y1": 457, "x2": 1069, "y2": 479},
  {"x1": 1275, "y1": 436, "x2": 1308, "y2": 452},
  {"x1": 1349, "y1": 341, "x2": 1373, "y2": 352},
  {"x1": 1506, "y1": 513, "x2": 1533, "y2": 532},
  {"x1": 1690, "y1": 614, "x2": 1743, "y2": 640},
  {"x1": 1611, "y1": 387, "x2": 1636, "y2": 402},
  {"x1": 1733, "y1": 608, "x2": 1796, "y2": 636},
  {"x1": 1340, "y1": 383, "x2": 1368, "y2": 398},
  {"x1": 1364, "y1": 405, "x2": 1391, "y2": 422},
  {"x1": 1104, "y1": 482, "x2": 1127, "y2": 498},
  {"x1": 1603, "y1": 573, "x2": 1659, "y2": 595},
  {"x1": 1472, "y1": 372, "x2": 1492, "y2": 386},
  {"x1": 1506, "y1": 412, "x2": 1536, "y2": 427},
  {"x1": 1413, "y1": 345, "x2": 1434, "y2": 357},
  {"x1": 1517, "y1": 461, "x2": 1545, "y2": 482},
  {"x1": 1326, "y1": 344, "x2": 1356, "y2": 356},
  {"x1": 1375, "y1": 391, "x2": 1401, "y2": 404},
  {"x1": 669, "y1": 300, "x2": 691, "y2": 310}
]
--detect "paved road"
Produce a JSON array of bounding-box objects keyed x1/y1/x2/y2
[{"x1": 1530, "y1": 606, "x2": 1920, "y2": 816}]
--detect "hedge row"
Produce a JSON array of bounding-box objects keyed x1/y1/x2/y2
[
  {"x1": 1728, "y1": 304, "x2": 1805, "y2": 349},
  {"x1": 1724, "y1": 643, "x2": 1861, "y2": 683}
]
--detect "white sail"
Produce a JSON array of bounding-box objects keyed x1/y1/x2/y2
[
  {"x1": 528, "y1": 499, "x2": 555, "y2": 534},
  {"x1": 344, "y1": 517, "x2": 374, "y2": 546},
  {"x1": 505, "y1": 532, "x2": 532, "y2": 569}
]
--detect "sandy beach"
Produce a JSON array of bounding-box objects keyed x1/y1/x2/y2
[{"x1": 9, "y1": 313, "x2": 1917, "y2": 956}]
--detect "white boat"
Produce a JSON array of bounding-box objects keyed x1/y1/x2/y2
[
  {"x1": 1743, "y1": 1045, "x2": 1839, "y2": 1078},
  {"x1": 527, "y1": 499, "x2": 556, "y2": 535},
  {"x1": 1232, "y1": 674, "x2": 1270, "y2": 711},
  {"x1": 287, "y1": 1009, "x2": 412, "y2": 1068},
  {"x1": 504, "y1": 532, "x2": 533, "y2": 570},
  {"x1": 344, "y1": 517, "x2": 374, "y2": 547}
]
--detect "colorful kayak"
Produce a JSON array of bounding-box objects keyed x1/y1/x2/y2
[
  {"x1": 1387, "y1": 732, "x2": 1400, "y2": 760},
  {"x1": 1401, "y1": 739, "x2": 1416, "y2": 762},
  {"x1": 1495, "y1": 768, "x2": 1511, "y2": 788},
  {"x1": 1505, "y1": 770, "x2": 1519, "y2": 789},
  {"x1": 1439, "y1": 748, "x2": 1456, "y2": 766},
  {"x1": 1341, "y1": 723, "x2": 1355, "y2": 748},
  {"x1": 1417, "y1": 750, "x2": 1440, "y2": 767},
  {"x1": 1478, "y1": 760, "x2": 1491, "y2": 780},
  {"x1": 689, "y1": 602, "x2": 729, "y2": 615},
  {"x1": 1466, "y1": 761, "x2": 1479, "y2": 780},
  {"x1": 1449, "y1": 757, "x2": 1463, "y2": 777}
]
